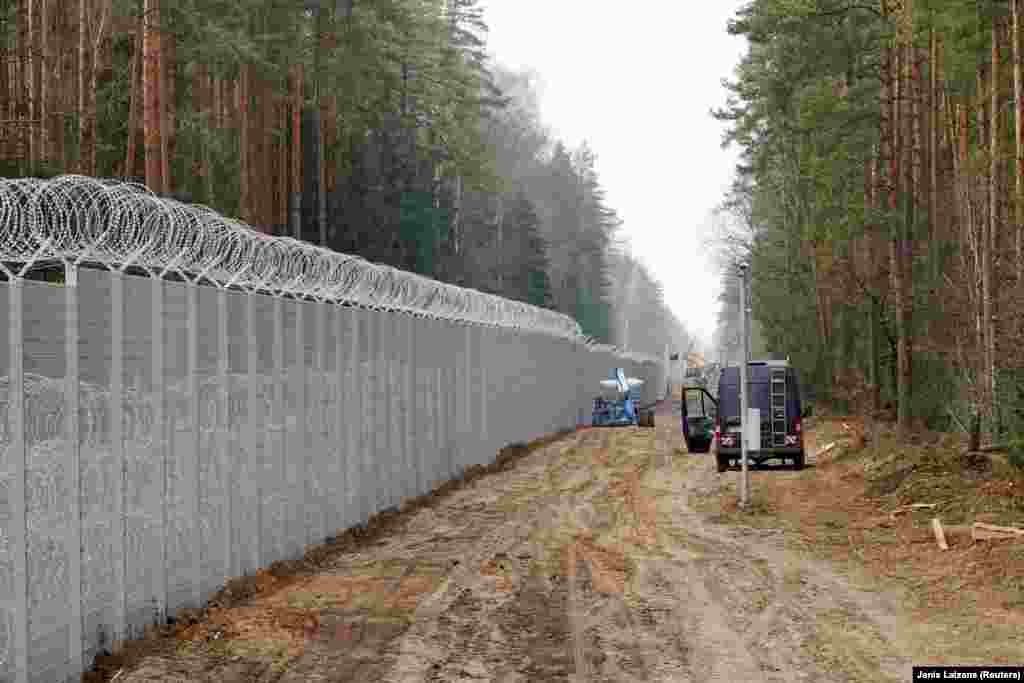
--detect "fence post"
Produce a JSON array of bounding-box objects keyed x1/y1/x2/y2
[
  {"x1": 404, "y1": 314, "x2": 417, "y2": 498},
  {"x1": 479, "y1": 325, "x2": 489, "y2": 462},
  {"x1": 217, "y1": 288, "x2": 232, "y2": 582},
  {"x1": 272, "y1": 296, "x2": 285, "y2": 563},
  {"x1": 364, "y1": 308, "x2": 377, "y2": 515},
  {"x1": 294, "y1": 299, "x2": 306, "y2": 552},
  {"x1": 110, "y1": 269, "x2": 127, "y2": 652},
  {"x1": 152, "y1": 274, "x2": 168, "y2": 625},
  {"x1": 187, "y1": 281, "x2": 201, "y2": 608},
  {"x1": 464, "y1": 324, "x2": 473, "y2": 467},
  {"x1": 246, "y1": 292, "x2": 261, "y2": 573},
  {"x1": 399, "y1": 315, "x2": 411, "y2": 504},
  {"x1": 333, "y1": 305, "x2": 345, "y2": 532},
  {"x1": 65, "y1": 262, "x2": 84, "y2": 676},
  {"x1": 346, "y1": 307, "x2": 362, "y2": 523},
  {"x1": 381, "y1": 313, "x2": 395, "y2": 509},
  {"x1": 315, "y1": 299, "x2": 326, "y2": 543},
  {"x1": 439, "y1": 324, "x2": 450, "y2": 480},
  {"x1": 9, "y1": 275, "x2": 29, "y2": 683}
]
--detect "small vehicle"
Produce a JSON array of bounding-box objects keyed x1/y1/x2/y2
[
  {"x1": 713, "y1": 360, "x2": 806, "y2": 472},
  {"x1": 592, "y1": 368, "x2": 654, "y2": 427}
]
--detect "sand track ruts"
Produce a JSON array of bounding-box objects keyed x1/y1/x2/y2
[{"x1": 117, "y1": 403, "x2": 912, "y2": 683}]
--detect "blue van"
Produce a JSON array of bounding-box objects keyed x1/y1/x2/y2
[{"x1": 713, "y1": 360, "x2": 806, "y2": 471}]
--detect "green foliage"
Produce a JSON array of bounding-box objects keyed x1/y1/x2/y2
[
  {"x1": 399, "y1": 190, "x2": 450, "y2": 277},
  {"x1": 713, "y1": 0, "x2": 890, "y2": 407}
]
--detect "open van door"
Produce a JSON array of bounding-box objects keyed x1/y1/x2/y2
[{"x1": 681, "y1": 387, "x2": 718, "y2": 453}]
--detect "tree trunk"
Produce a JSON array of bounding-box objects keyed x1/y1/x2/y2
[
  {"x1": 161, "y1": 25, "x2": 174, "y2": 193},
  {"x1": 238, "y1": 63, "x2": 251, "y2": 224},
  {"x1": 262, "y1": 76, "x2": 274, "y2": 230},
  {"x1": 316, "y1": 7, "x2": 328, "y2": 246},
  {"x1": 15, "y1": 0, "x2": 28, "y2": 169},
  {"x1": 192, "y1": 62, "x2": 208, "y2": 197},
  {"x1": 930, "y1": 28, "x2": 940, "y2": 285},
  {"x1": 50, "y1": 0, "x2": 64, "y2": 167},
  {"x1": 203, "y1": 71, "x2": 214, "y2": 206},
  {"x1": 326, "y1": 94, "x2": 337, "y2": 205},
  {"x1": 143, "y1": 0, "x2": 162, "y2": 192},
  {"x1": 62, "y1": 0, "x2": 76, "y2": 170},
  {"x1": 291, "y1": 63, "x2": 303, "y2": 239},
  {"x1": 124, "y1": 11, "x2": 143, "y2": 178},
  {"x1": 279, "y1": 95, "x2": 289, "y2": 234},
  {"x1": 39, "y1": 0, "x2": 51, "y2": 163},
  {"x1": 254, "y1": 72, "x2": 264, "y2": 227},
  {"x1": 867, "y1": 146, "x2": 882, "y2": 411},
  {"x1": 894, "y1": 9, "x2": 913, "y2": 438},
  {"x1": 0, "y1": 39, "x2": 7, "y2": 161},
  {"x1": 78, "y1": 0, "x2": 95, "y2": 175},
  {"x1": 1014, "y1": 0, "x2": 1024, "y2": 337},
  {"x1": 29, "y1": 0, "x2": 41, "y2": 166},
  {"x1": 988, "y1": 17, "x2": 1001, "y2": 437},
  {"x1": 318, "y1": 94, "x2": 328, "y2": 246}
]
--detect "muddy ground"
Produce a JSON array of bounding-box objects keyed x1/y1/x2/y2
[{"x1": 90, "y1": 401, "x2": 1021, "y2": 682}]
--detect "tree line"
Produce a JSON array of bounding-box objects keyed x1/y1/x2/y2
[
  {"x1": 0, "y1": 0, "x2": 693, "y2": 356},
  {"x1": 714, "y1": 0, "x2": 1024, "y2": 450}
]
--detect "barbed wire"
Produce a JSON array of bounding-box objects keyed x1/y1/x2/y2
[{"x1": 0, "y1": 175, "x2": 661, "y2": 364}]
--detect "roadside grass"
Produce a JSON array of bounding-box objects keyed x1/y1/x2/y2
[
  {"x1": 691, "y1": 415, "x2": 1024, "y2": 665},
  {"x1": 802, "y1": 607, "x2": 898, "y2": 683}
]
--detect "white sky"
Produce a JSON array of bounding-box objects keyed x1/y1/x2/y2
[{"x1": 480, "y1": 0, "x2": 748, "y2": 348}]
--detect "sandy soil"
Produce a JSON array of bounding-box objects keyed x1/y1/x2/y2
[{"x1": 101, "y1": 402, "x2": 924, "y2": 682}]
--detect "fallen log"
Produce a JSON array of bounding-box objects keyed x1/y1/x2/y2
[
  {"x1": 894, "y1": 503, "x2": 937, "y2": 512},
  {"x1": 971, "y1": 522, "x2": 1024, "y2": 542},
  {"x1": 932, "y1": 518, "x2": 949, "y2": 551}
]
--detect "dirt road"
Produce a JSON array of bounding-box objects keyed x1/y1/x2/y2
[{"x1": 111, "y1": 402, "x2": 917, "y2": 682}]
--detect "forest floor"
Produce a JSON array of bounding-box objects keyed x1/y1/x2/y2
[{"x1": 86, "y1": 400, "x2": 1024, "y2": 683}]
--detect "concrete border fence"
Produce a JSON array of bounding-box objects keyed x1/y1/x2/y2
[{"x1": 0, "y1": 175, "x2": 665, "y2": 682}]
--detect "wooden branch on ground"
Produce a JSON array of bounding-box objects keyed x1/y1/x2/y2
[
  {"x1": 967, "y1": 443, "x2": 1008, "y2": 453},
  {"x1": 889, "y1": 503, "x2": 937, "y2": 519},
  {"x1": 972, "y1": 522, "x2": 1024, "y2": 542},
  {"x1": 932, "y1": 518, "x2": 949, "y2": 550},
  {"x1": 816, "y1": 441, "x2": 837, "y2": 457}
]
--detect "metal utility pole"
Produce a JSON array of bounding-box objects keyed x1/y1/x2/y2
[{"x1": 739, "y1": 263, "x2": 751, "y2": 510}]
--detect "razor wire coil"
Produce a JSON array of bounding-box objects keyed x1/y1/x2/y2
[{"x1": 0, "y1": 175, "x2": 662, "y2": 363}]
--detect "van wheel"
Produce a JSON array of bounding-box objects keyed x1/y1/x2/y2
[
  {"x1": 793, "y1": 452, "x2": 805, "y2": 470},
  {"x1": 716, "y1": 455, "x2": 728, "y2": 473}
]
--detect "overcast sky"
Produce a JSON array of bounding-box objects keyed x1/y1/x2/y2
[{"x1": 480, "y1": 0, "x2": 748, "y2": 348}]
